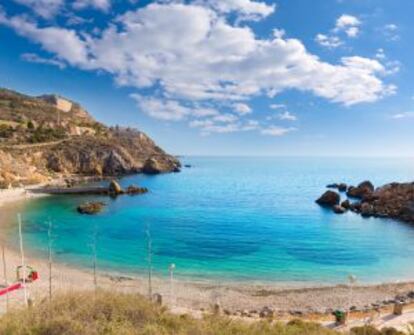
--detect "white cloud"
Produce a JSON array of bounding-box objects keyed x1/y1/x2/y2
[
  {"x1": 270, "y1": 103, "x2": 286, "y2": 109},
  {"x1": 316, "y1": 14, "x2": 360, "y2": 49},
  {"x1": 0, "y1": 12, "x2": 88, "y2": 65},
  {"x1": 261, "y1": 126, "x2": 295, "y2": 136},
  {"x1": 233, "y1": 103, "x2": 252, "y2": 115},
  {"x1": 336, "y1": 14, "x2": 360, "y2": 30},
  {"x1": 383, "y1": 24, "x2": 399, "y2": 41},
  {"x1": 21, "y1": 53, "x2": 66, "y2": 69},
  {"x1": 335, "y1": 14, "x2": 361, "y2": 37},
  {"x1": 315, "y1": 33, "x2": 342, "y2": 48},
  {"x1": 199, "y1": 0, "x2": 275, "y2": 21},
  {"x1": 72, "y1": 0, "x2": 111, "y2": 11},
  {"x1": 212, "y1": 114, "x2": 238, "y2": 123},
  {"x1": 13, "y1": 0, "x2": 64, "y2": 18},
  {"x1": 278, "y1": 111, "x2": 297, "y2": 121},
  {"x1": 375, "y1": 48, "x2": 386, "y2": 60},
  {"x1": 130, "y1": 94, "x2": 191, "y2": 121},
  {"x1": 0, "y1": 2, "x2": 397, "y2": 134},
  {"x1": 391, "y1": 112, "x2": 414, "y2": 120}
]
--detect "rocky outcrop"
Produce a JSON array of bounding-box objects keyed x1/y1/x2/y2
[
  {"x1": 315, "y1": 191, "x2": 340, "y2": 207},
  {"x1": 353, "y1": 182, "x2": 414, "y2": 223},
  {"x1": 347, "y1": 181, "x2": 374, "y2": 199},
  {"x1": 0, "y1": 88, "x2": 180, "y2": 186},
  {"x1": 318, "y1": 180, "x2": 414, "y2": 224},
  {"x1": 126, "y1": 185, "x2": 148, "y2": 195}
]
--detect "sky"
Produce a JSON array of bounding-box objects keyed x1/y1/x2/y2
[{"x1": 0, "y1": 0, "x2": 413, "y2": 156}]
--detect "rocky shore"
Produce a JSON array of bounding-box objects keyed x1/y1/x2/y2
[{"x1": 316, "y1": 180, "x2": 414, "y2": 224}]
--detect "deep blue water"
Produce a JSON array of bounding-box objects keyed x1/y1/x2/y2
[{"x1": 2, "y1": 157, "x2": 414, "y2": 285}]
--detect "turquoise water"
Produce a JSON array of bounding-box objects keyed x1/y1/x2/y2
[{"x1": 3, "y1": 157, "x2": 414, "y2": 285}]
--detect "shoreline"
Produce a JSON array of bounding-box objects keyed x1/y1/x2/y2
[{"x1": 1, "y1": 186, "x2": 414, "y2": 330}]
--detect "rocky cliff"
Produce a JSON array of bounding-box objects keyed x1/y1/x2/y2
[{"x1": 0, "y1": 88, "x2": 180, "y2": 187}]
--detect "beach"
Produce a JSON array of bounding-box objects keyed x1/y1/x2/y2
[{"x1": 1, "y1": 186, "x2": 414, "y2": 332}]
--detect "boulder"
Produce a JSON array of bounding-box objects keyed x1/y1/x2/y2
[
  {"x1": 126, "y1": 185, "x2": 149, "y2": 195},
  {"x1": 347, "y1": 181, "x2": 375, "y2": 199},
  {"x1": 77, "y1": 202, "x2": 105, "y2": 215},
  {"x1": 327, "y1": 183, "x2": 347, "y2": 192},
  {"x1": 338, "y1": 183, "x2": 348, "y2": 192},
  {"x1": 316, "y1": 191, "x2": 340, "y2": 207},
  {"x1": 358, "y1": 180, "x2": 375, "y2": 192},
  {"x1": 341, "y1": 199, "x2": 351, "y2": 210},
  {"x1": 109, "y1": 180, "x2": 123, "y2": 195},
  {"x1": 333, "y1": 205, "x2": 346, "y2": 214}
]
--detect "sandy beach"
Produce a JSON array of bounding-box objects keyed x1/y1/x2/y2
[{"x1": 1, "y1": 187, "x2": 414, "y2": 332}]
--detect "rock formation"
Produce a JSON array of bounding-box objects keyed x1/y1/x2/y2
[
  {"x1": 77, "y1": 202, "x2": 106, "y2": 215},
  {"x1": 317, "y1": 180, "x2": 414, "y2": 224},
  {"x1": 315, "y1": 191, "x2": 340, "y2": 207},
  {"x1": 0, "y1": 88, "x2": 180, "y2": 187}
]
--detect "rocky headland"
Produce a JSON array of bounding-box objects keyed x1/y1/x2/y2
[
  {"x1": 0, "y1": 88, "x2": 180, "y2": 188},
  {"x1": 316, "y1": 180, "x2": 414, "y2": 224}
]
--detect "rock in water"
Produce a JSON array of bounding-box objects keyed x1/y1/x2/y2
[
  {"x1": 333, "y1": 205, "x2": 346, "y2": 214},
  {"x1": 316, "y1": 191, "x2": 340, "y2": 207},
  {"x1": 109, "y1": 180, "x2": 123, "y2": 195},
  {"x1": 341, "y1": 199, "x2": 351, "y2": 210},
  {"x1": 77, "y1": 202, "x2": 105, "y2": 215},
  {"x1": 126, "y1": 185, "x2": 148, "y2": 195},
  {"x1": 358, "y1": 180, "x2": 375, "y2": 192},
  {"x1": 347, "y1": 181, "x2": 375, "y2": 199}
]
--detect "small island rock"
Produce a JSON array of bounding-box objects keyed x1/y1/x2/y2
[
  {"x1": 77, "y1": 202, "x2": 105, "y2": 215},
  {"x1": 333, "y1": 205, "x2": 346, "y2": 214},
  {"x1": 109, "y1": 180, "x2": 123, "y2": 195},
  {"x1": 126, "y1": 185, "x2": 149, "y2": 195},
  {"x1": 316, "y1": 191, "x2": 340, "y2": 207}
]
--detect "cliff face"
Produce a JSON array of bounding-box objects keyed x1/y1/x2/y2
[{"x1": 0, "y1": 88, "x2": 180, "y2": 187}]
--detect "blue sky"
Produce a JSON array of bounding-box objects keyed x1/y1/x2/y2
[{"x1": 0, "y1": 0, "x2": 413, "y2": 156}]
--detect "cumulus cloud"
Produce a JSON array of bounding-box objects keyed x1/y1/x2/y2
[
  {"x1": 278, "y1": 111, "x2": 297, "y2": 121},
  {"x1": 21, "y1": 53, "x2": 66, "y2": 69},
  {"x1": 198, "y1": 0, "x2": 275, "y2": 21},
  {"x1": 72, "y1": 0, "x2": 111, "y2": 12},
  {"x1": 315, "y1": 34, "x2": 342, "y2": 48},
  {"x1": 13, "y1": 0, "x2": 64, "y2": 18},
  {"x1": 0, "y1": 2, "x2": 397, "y2": 135},
  {"x1": 316, "y1": 14, "x2": 361, "y2": 48},
  {"x1": 261, "y1": 126, "x2": 295, "y2": 136},
  {"x1": 391, "y1": 112, "x2": 414, "y2": 120},
  {"x1": 335, "y1": 14, "x2": 361, "y2": 37},
  {"x1": 270, "y1": 103, "x2": 286, "y2": 109},
  {"x1": 233, "y1": 103, "x2": 252, "y2": 115},
  {"x1": 383, "y1": 24, "x2": 399, "y2": 41}
]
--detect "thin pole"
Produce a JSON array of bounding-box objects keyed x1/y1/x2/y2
[
  {"x1": 92, "y1": 223, "x2": 97, "y2": 294},
  {"x1": 48, "y1": 220, "x2": 53, "y2": 302},
  {"x1": 146, "y1": 225, "x2": 152, "y2": 300},
  {"x1": 169, "y1": 263, "x2": 175, "y2": 306},
  {"x1": 2, "y1": 244, "x2": 9, "y2": 312},
  {"x1": 18, "y1": 213, "x2": 28, "y2": 306}
]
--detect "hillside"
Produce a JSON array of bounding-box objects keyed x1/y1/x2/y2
[{"x1": 0, "y1": 88, "x2": 180, "y2": 187}]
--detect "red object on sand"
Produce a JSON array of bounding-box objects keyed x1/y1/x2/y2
[{"x1": 0, "y1": 283, "x2": 22, "y2": 297}]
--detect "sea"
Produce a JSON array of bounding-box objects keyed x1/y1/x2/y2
[{"x1": 2, "y1": 157, "x2": 414, "y2": 286}]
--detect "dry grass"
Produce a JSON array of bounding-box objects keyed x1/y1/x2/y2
[{"x1": 0, "y1": 290, "x2": 340, "y2": 335}]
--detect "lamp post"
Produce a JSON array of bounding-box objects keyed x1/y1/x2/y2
[{"x1": 169, "y1": 263, "x2": 176, "y2": 306}]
